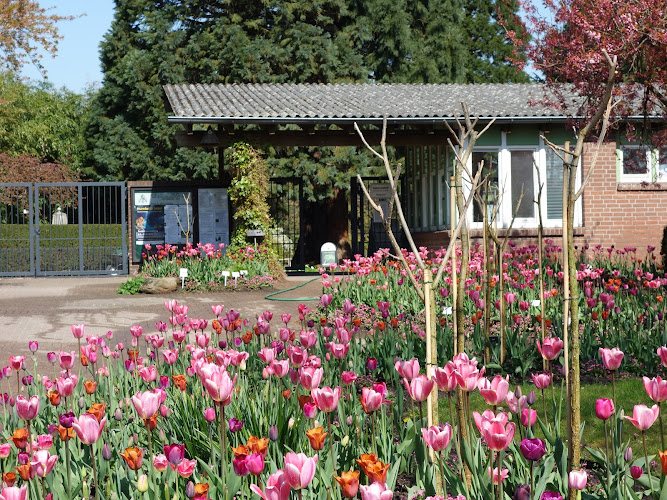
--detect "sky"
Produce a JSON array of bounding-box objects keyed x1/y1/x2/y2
[{"x1": 20, "y1": 0, "x2": 115, "y2": 94}]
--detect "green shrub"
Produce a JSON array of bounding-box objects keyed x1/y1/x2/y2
[{"x1": 117, "y1": 276, "x2": 146, "y2": 295}]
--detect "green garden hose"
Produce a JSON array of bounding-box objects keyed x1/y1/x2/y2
[{"x1": 264, "y1": 277, "x2": 321, "y2": 301}]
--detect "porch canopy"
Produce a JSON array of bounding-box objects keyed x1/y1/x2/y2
[{"x1": 163, "y1": 83, "x2": 574, "y2": 151}]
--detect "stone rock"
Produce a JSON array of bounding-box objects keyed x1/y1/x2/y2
[{"x1": 139, "y1": 277, "x2": 179, "y2": 294}]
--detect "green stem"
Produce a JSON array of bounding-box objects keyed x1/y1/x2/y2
[
  {"x1": 90, "y1": 444, "x2": 100, "y2": 500},
  {"x1": 643, "y1": 431, "x2": 654, "y2": 499},
  {"x1": 65, "y1": 439, "x2": 72, "y2": 499},
  {"x1": 327, "y1": 412, "x2": 335, "y2": 472},
  {"x1": 146, "y1": 421, "x2": 156, "y2": 499},
  {"x1": 219, "y1": 405, "x2": 227, "y2": 484},
  {"x1": 604, "y1": 420, "x2": 611, "y2": 493},
  {"x1": 660, "y1": 402, "x2": 665, "y2": 453},
  {"x1": 438, "y1": 451, "x2": 448, "y2": 499}
]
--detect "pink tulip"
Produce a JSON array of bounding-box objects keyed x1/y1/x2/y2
[
  {"x1": 299, "y1": 330, "x2": 317, "y2": 349},
  {"x1": 479, "y1": 375, "x2": 510, "y2": 406},
  {"x1": 536, "y1": 337, "x2": 563, "y2": 361},
  {"x1": 595, "y1": 399, "x2": 615, "y2": 420},
  {"x1": 360, "y1": 387, "x2": 384, "y2": 414},
  {"x1": 270, "y1": 359, "x2": 290, "y2": 378},
  {"x1": 299, "y1": 367, "x2": 323, "y2": 391},
  {"x1": 247, "y1": 453, "x2": 265, "y2": 475},
  {"x1": 56, "y1": 376, "x2": 78, "y2": 397},
  {"x1": 488, "y1": 467, "x2": 509, "y2": 485},
  {"x1": 599, "y1": 347, "x2": 624, "y2": 370},
  {"x1": 312, "y1": 386, "x2": 341, "y2": 413},
  {"x1": 211, "y1": 304, "x2": 224, "y2": 316},
  {"x1": 0, "y1": 443, "x2": 11, "y2": 458},
  {"x1": 569, "y1": 469, "x2": 587, "y2": 490},
  {"x1": 176, "y1": 458, "x2": 196, "y2": 478},
  {"x1": 162, "y1": 349, "x2": 178, "y2": 365},
  {"x1": 284, "y1": 452, "x2": 318, "y2": 490},
  {"x1": 72, "y1": 413, "x2": 106, "y2": 444},
  {"x1": 624, "y1": 404, "x2": 660, "y2": 431},
  {"x1": 287, "y1": 346, "x2": 308, "y2": 368},
  {"x1": 395, "y1": 358, "x2": 420, "y2": 381},
  {"x1": 9, "y1": 356, "x2": 24, "y2": 371},
  {"x1": 433, "y1": 362, "x2": 457, "y2": 392},
  {"x1": 643, "y1": 376, "x2": 667, "y2": 403},
  {"x1": 202, "y1": 367, "x2": 237, "y2": 405},
  {"x1": 203, "y1": 408, "x2": 216, "y2": 422},
  {"x1": 250, "y1": 469, "x2": 291, "y2": 500},
  {"x1": 520, "y1": 408, "x2": 537, "y2": 427},
  {"x1": 131, "y1": 390, "x2": 161, "y2": 420},
  {"x1": 531, "y1": 373, "x2": 552, "y2": 390},
  {"x1": 30, "y1": 450, "x2": 58, "y2": 477},
  {"x1": 421, "y1": 423, "x2": 453, "y2": 452},
  {"x1": 454, "y1": 362, "x2": 484, "y2": 392},
  {"x1": 329, "y1": 342, "x2": 350, "y2": 360},
  {"x1": 58, "y1": 351, "x2": 76, "y2": 370},
  {"x1": 16, "y1": 395, "x2": 39, "y2": 421},
  {"x1": 71, "y1": 324, "x2": 85, "y2": 339},
  {"x1": 258, "y1": 348, "x2": 276, "y2": 365},
  {"x1": 153, "y1": 454, "x2": 168, "y2": 471},
  {"x1": 473, "y1": 409, "x2": 507, "y2": 434},
  {"x1": 482, "y1": 420, "x2": 516, "y2": 451},
  {"x1": 303, "y1": 402, "x2": 317, "y2": 419},
  {"x1": 164, "y1": 444, "x2": 185, "y2": 465},
  {"x1": 341, "y1": 371, "x2": 358, "y2": 385},
  {"x1": 0, "y1": 485, "x2": 27, "y2": 500},
  {"x1": 403, "y1": 375, "x2": 434, "y2": 403},
  {"x1": 138, "y1": 365, "x2": 158, "y2": 383},
  {"x1": 657, "y1": 346, "x2": 667, "y2": 367},
  {"x1": 360, "y1": 481, "x2": 393, "y2": 500}
]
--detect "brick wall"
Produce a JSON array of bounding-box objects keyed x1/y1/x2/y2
[{"x1": 412, "y1": 141, "x2": 667, "y2": 257}]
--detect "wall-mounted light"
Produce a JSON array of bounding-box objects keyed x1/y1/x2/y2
[{"x1": 200, "y1": 126, "x2": 220, "y2": 146}]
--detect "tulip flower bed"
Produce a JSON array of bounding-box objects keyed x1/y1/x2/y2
[
  {"x1": 2, "y1": 288, "x2": 667, "y2": 500},
  {"x1": 138, "y1": 243, "x2": 277, "y2": 291},
  {"x1": 316, "y1": 242, "x2": 666, "y2": 377}
]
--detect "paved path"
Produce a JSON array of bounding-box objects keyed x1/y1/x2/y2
[{"x1": 0, "y1": 275, "x2": 323, "y2": 358}]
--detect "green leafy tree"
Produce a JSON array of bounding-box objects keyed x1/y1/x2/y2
[
  {"x1": 0, "y1": 73, "x2": 89, "y2": 170},
  {"x1": 462, "y1": 0, "x2": 530, "y2": 83}
]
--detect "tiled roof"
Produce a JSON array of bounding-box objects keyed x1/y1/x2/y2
[{"x1": 164, "y1": 83, "x2": 579, "y2": 123}]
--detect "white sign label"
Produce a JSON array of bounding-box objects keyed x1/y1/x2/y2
[{"x1": 179, "y1": 268, "x2": 188, "y2": 278}]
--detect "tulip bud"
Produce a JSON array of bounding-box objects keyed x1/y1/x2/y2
[
  {"x1": 341, "y1": 435, "x2": 349, "y2": 446},
  {"x1": 346, "y1": 415, "x2": 353, "y2": 426},
  {"x1": 127, "y1": 435, "x2": 134, "y2": 447},
  {"x1": 630, "y1": 466, "x2": 643, "y2": 479},
  {"x1": 102, "y1": 443, "x2": 112, "y2": 461},
  {"x1": 624, "y1": 447, "x2": 633, "y2": 462},
  {"x1": 288, "y1": 417, "x2": 295, "y2": 429},
  {"x1": 269, "y1": 425, "x2": 278, "y2": 442},
  {"x1": 82, "y1": 480, "x2": 89, "y2": 498},
  {"x1": 513, "y1": 484, "x2": 531, "y2": 500},
  {"x1": 159, "y1": 429, "x2": 166, "y2": 442},
  {"x1": 203, "y1": 408, "x2": 216, "y2": 423},
  {"x1": 185, "y1": 481, "x2": 196, "y2": 498},
  {"x1": 526, "y1": 390, "x2": 536, "y2": 406},
  {"x1": 115, "y1": 408, "x2": 123, "y2": 421},
  {"x1": 78, "y1": 396, "x2": 85, "y2": 409},
  {"x1": 514, "y1": 386, "x2": 522, "y2": 399},
  {"x1": 17, "y1": 452, "x2": 28, "y2": 465},
  {"x1": 137, "y1": 474, "x2": 149, "y2": 492}
]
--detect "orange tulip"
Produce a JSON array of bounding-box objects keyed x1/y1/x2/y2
[
  {"x1": 80, "y1": 355, "x2": 88, "y2": 367},
  {"x1": 247, "y1": 436, "x2": 269, "y2": 458},
  {"x1": 120, "y1": 447, "x2": 144, "y2": 470},
  {"x1": 145, "y1": 414, "x2": 159, "y2": 431},
  {"x1": 660, "y1": 451, "x2": 667, "y2": 475},
  {"x1": 297, "y1": 394, "x2": 312, "y2": 409},
  {"x1": 356, "y1": 453, "x2": 390, "y2": 484},
  {"x1": 57, "y1": 426, "x2": 75, "y2": 442},
  {"x1": 334, "y1": 470, "x2": 360, "y2": 499},
  {"x1": 194, "y1": 483, "x2": 210, "y2": 499},
  {"x1": 88, "y1": 403, "x2": 107, "y2": 422},
  {"x1": 353, "y1": 318, "x2": 361, "y2": 328},
  {"x1": 242, "y1": 331, "x2": 253, "y2": 344},
  {"x1": 282, "y1": 389, "x2": 291, "y2": 399},
  {"x1": 658, "y1": 295, "x2": 664, "y2": 303},
  {"x1": 306, "y1": 427, "x2": 327, "y2": 451},
  {"x1": 128, "y1": 350, "x2": 139, "y2": 361},
  {"x1": 232, "y1": 444, "x2": 250, "y2": 458},
  {"x1": 2, "y1": 472, "x2": 16, "y2": 486},
  {"x1": 15, "y1": 464, "x2": 33, "y2": 481},
  {"x1": 11, "y1": 428, "x2": 28, "y2": 449},
  {"x1": 172, "y1": 374, "x2": 187, "y2": 391},
  {"x1": 47, "y1": 390, "x2": 61, "y2": 406},
  {"x1": 84, "y1": 380, "x2": 97, "y2": 394}
]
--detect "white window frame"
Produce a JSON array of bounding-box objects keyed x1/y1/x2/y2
[
  {"x1": 617, "y1": 145, "x2": 653, "y2": 183},
  {"x1": 467, "y1": 133, "x2": 582, "y2": 230}
]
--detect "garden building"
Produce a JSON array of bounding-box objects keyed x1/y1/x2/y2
[{"x1": 163, "y1": 83, "x2": 667, "y2": 263}]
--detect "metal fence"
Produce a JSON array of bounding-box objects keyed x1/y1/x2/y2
[
  {"x1": 267, "y1": 178, "x2": 305, "y2": 271},
  {"x1": 0, "y1": 182, "x2": 128, "y2": 277}
]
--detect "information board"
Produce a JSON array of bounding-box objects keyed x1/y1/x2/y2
[
  {"x1": 133, "y1": 190, "x2": 191, "y2": 260},
  {"x1": 198, "y1": 188, "x2": 230, "y2": 249}
]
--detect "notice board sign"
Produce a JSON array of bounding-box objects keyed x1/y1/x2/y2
[
  {"x1": 133, "y1": 190, "x2": 192, "y2": 261},
  {"x1": 198, "y1": 188, "x2": 230, "y2": 249}
]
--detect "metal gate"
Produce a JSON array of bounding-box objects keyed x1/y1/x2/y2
[
  {"x1": 350, "y1": 176, "x2": 407, "y2": 256},
  {"x1": 0, "y1": 183, "x2": 35, "y2": 276},
  {"x1": 0, "y1": 182, "x2": 128, "y2": 277},
  {"x1": 268, "y1": 178, "x2": 305, "y2": 271}
]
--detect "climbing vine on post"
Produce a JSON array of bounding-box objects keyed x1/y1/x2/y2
[{"x1": 227, "y1": 142, "x2": 285, "y2": 279}]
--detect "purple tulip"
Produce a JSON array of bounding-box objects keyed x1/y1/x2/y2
[{"x1": 520, "y1": 438, "x2": 546, "y2": 461}]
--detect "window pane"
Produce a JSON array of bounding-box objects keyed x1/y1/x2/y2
[
  {"x1": 622, "y1": 147, "x2": 649, "y2": 175},
  {"x1": 511, "y1": 150, "x2": 535, "y2": 218},
  {"x1": 546, "y1": 148, "x2": 563, "y2": 220},
  {"x1": 659, "y1": 148, "x2": 667, "y2": 180},
  {"x1": 472, "y1": 151, "x2": 498, "y2": 223}
]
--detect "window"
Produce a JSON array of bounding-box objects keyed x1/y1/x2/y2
[
  {"x1": 617, "y1": 145, "x2": 666, "y2": 183},
  {"x1": 472, "y1": 151, "x2": 498, "y2": 223},
  {"x1": 510, "y1": 150, "x2": 535, "y2": 219}
]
